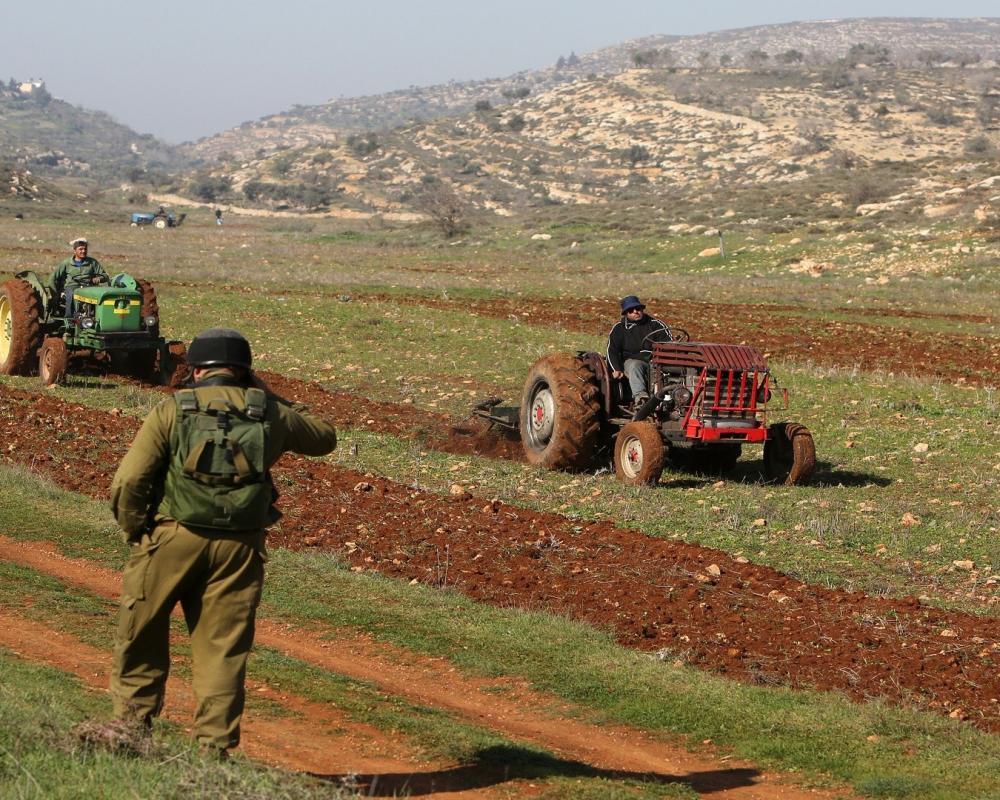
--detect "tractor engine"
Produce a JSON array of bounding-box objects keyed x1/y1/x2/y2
[{"x1": 649, "y1": 341, "x2": 770, "y2": 445}]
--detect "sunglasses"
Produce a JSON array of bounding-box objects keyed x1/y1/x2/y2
[{"x1": 626, "y1": 307, "x2": 643, "y2": 313}]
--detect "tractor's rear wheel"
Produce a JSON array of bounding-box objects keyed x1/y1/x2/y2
[
  {"x1": 0, "y1": 278, "x2": 43, "y2": 376},
  {"x1": 520, "y1": 353, "x2": 603, "y2": 471},
  {"x1": 764, "y1": 422, "x2": 816, "y2": 485},
  {"x1": 136, "y1": 279, "x2": 160, "y2": 339},
  {"x1": 162, "y1": 342, "x2": 188, "y2": 388},
  {"x1": 614, "y1": 421, "x2": 665, "y2": 486},
  {"x1": 39, "y1": 337, "x2": 69, "y2": 386},
  {"x1": 153, "y1": 216, "x2": 168, "y2": 229}
]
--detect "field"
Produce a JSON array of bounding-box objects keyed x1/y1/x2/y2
[{"x1": 0, "y1": 199, "x2": 998, "y2": 799}]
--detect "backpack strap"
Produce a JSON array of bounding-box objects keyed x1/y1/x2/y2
[
  {"x1": 176, "y1": 389, "x2": 198, "y2": 414},
  {"x1": 244, "y1": 388, "x2": 266, "y2": 420}
]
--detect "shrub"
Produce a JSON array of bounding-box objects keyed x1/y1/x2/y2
[
  {"x1": 507, "y1": 113, "x2": 526, "y2": 132},
  {"x1": 964, "y1": 135, "x2": 996, "y2": 156},
  {"x1": 926, "y1": 106, "x2": 959, "y2": 126},
  {"x1": 474, "y1": 100, "x2": 492, "y2": 112},
  {"x1": 846, "y1": 43, "x2": 891, "y2": 67},
  {"x1": 346, "y1": 133, "x2": 379, "y2": 157},
  {"x1": 622, "y1": 144, "x2": 650, "y2": 166},
  {"x1": 188, "y1": 173, "x2": 231, "y2": 202}
]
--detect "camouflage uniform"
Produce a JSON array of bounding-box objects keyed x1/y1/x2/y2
[{"x1": 109, "y1": 369, "x2": 336, "y2": 749}]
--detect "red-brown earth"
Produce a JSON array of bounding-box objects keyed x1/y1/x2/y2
[
  {"x1": 0, "y1": 539, "x2": 849, "y2": 800},
  {"x1": 1, "y1": 382, "x2": 998, "y2": 734},
  {"x1": 365, "y1": 293, "x2": 998, "y2": 388}
]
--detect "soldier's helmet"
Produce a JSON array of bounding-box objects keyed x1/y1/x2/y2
[{"x1": 187, "y1": 328, "x2": 252, "y2": 369}]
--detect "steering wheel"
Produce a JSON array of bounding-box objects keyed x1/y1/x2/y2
[
  {"x1": 668, "y1": 327, "x2": 691, "y2": 342},
  {"x1": 71, "y1": 273, "x2": 108, "y2": 287}
]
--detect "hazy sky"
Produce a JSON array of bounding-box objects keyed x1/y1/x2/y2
[{"x1": 4, "y1": 1, "x2": 998, "y2": 143}]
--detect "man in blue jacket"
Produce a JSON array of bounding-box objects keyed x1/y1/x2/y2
[{"x1": 606, "y1": 295, "x2": 671, "y2": 405}]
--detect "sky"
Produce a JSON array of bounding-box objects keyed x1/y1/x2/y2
[{"x1": 4, "y1": 1, "x2": 998, "y2": 143}]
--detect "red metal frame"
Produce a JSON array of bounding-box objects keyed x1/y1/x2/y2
[{"x1": 651, "y1": 342, "x2": 771, "y2": 443}]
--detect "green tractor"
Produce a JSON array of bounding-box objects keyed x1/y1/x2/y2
[{"x1": 0, "y1": 270, "x2": 187, "y2": 386}]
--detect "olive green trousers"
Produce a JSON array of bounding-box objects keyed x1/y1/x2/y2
[{"x1": 110, "y1": 521, "x2": 265, "y2": 749}]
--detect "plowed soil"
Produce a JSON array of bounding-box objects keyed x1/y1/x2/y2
[
  {"x1": 1, "y1": 382, "x2": 998, "y2": 735},
  {"x1": 365, "y1": 292, "x2": 998, "y2": 387}
]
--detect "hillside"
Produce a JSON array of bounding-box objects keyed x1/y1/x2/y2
[
  {"x1": 0, "y1": 81, "x2": 183, "y2": 180},
  {"x1": 179, "y1": 59, "x2": 1000, "y2": 233},
  {"x1": 188, "y1": 17, "x2": 1000, "y2": 162}
]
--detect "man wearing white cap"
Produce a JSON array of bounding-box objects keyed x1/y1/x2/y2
[{"x1": 49, "y1": 237, "x2": 109, "y2": 316}]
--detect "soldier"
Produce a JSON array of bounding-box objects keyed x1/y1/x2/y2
[
  {"x1": 107, "y1": 328, "x2": 337, "y2": 757},
  {"x1": 49, "y1": 237, "x2": 109, "y2": 316}
]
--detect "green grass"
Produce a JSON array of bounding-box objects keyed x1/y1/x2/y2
[
  {"x1": 0, "y1": 652, "x2": 351, "y2": 800},
  {"x1": 2, "y1": 468, "x2": 1000, "y2": 799}
]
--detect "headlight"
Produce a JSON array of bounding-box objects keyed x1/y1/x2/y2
[
  {"x1": 81, "y1": 318, "x2": 95, "y2": 329},
  {"x1": 673, "y1": 387, "x2": 692, "y2": 407},
  {"x1": 144, "y1": 315, "x2": 158, "y2": 328}
]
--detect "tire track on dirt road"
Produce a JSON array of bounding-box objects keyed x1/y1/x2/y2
[
  {"x1": 0, "y1": 608, "x2": 491, "y2": 798},
  {"x1": 0, "y1": 537, "x2": 848, "y2": 800}
]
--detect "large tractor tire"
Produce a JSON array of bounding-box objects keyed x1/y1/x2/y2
[
  {"x1": 520, "y1": 353, "x2": 603, "y2": 471},
  {"x1": 39, "y1": 337, "x2": 69, "y2": 386},
  {"x1": 161, "y1": 342, "x2": 188, "y2": 388},
  {"x1": 764, "y1": 422, "x2": 816, "y2": 485},
  {"x1": 136, "y1": 279, "x2": 160, "y2": 339},
  {"x1": 614, "y1": 421, "x2": 665, "y2": 486},
  {"x1": 153, "y1": 216, "x2": 168, "y2": 230},
  {"x1": 0, "y1": 278, "x2": 43, "y2": 376}
]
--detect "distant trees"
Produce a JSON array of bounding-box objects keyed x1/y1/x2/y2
[
  {"x1": 346, "y1": 133, "x2": 379, "y2": 157},
  {"x1": 622, "y1": 144, "x2": 650, "y2": 167},
  {"x1": 632, "y1": 48, "x2": 675, "y2": 69},
  {"x1": 777, "y1": 49, "x2": 804, "y2": 65},
  {"x1": 745, "y1": 49, "x2": 769, "y2": 68},
  {"x1": 188, "y1": 172, "x2": 231, "y2": 202},
  {"x1": 846, "y1": 43, "x2": 891, "y2": 67},
  {"x1": 555, "y1": 52, "x2": 580, "y2": 70},
  {"x1": 414, "y1": 178, "x2": 469, "y2": 238},
  {"x1": 501, "y1": 86, "x2": 530, "y2": 99},
  {"x1": 506, "y1": 113, "x2": 526, "y2": 132}
]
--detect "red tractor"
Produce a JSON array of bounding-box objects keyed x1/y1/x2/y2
[{"x1": 479, "y1": 335, "x2": 815, "y2": 486}]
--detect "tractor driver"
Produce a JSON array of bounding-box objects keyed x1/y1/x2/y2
[
  {"x1": 50, "y1": 237, "x2": 109, "y2": 317},
  {"x1": 606, "y1": 295, "x2": 672, "y2": 406}
]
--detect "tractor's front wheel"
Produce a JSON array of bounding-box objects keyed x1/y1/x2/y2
[
  {"x1": 614, "y1": 421, "x2": 665, "y2": 486},
  {"x1": 764, "y1": 422, "x2": 816, "y2": 485},
  {"x1": 39, "y1": 337, "x2": 69, "y2": 386},
  {"x1": 0, "y1": 278, "x2": 43, "y2": 376},
  {"x1": 520, "y1": 353, "x2": 603, "y2": 471}
]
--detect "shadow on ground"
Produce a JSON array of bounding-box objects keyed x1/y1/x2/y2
[{"x1": 318, "y1": 744, "x2": 761, "y2": 796}]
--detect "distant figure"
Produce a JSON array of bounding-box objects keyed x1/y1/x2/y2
[{"x1": 215, "y1": 208, "x2": 223, "y2": 226}]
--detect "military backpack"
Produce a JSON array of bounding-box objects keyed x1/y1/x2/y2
[{"x1": 162, "y1": 387, "x2": 273, "y2": 530}]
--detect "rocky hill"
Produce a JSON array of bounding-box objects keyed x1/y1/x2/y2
[
  {"x1": 0, "y1": 81, "x2": 183, "y2": 179},
  {"x1": 182, "y1": 57, "x2": 999, "y2": 233},
  {"x1": 188, "y1": 17, "x2": 1000, "y2": 162}
]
